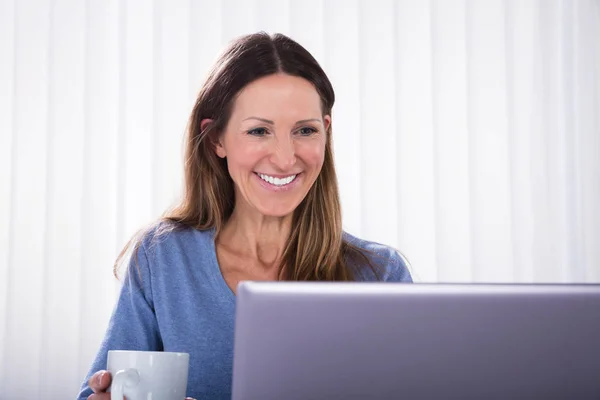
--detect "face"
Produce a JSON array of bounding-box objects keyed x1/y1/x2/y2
[{"x1": 213, "y1": 73, "x2": 330, "y2": 218}]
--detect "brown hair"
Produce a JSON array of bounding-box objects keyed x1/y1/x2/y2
[{"x1": 116, "y1": 32, "x2": 379, "y2": 281}]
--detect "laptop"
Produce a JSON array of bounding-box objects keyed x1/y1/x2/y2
[{"x1": 231, "y1": 282, "x2": 600, "y2": 400}]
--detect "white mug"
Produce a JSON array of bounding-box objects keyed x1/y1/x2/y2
[{"x1": 107, "y1": 350, "x2": 189, "y2": 400}]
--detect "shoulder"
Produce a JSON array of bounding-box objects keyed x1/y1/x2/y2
[
  {"x1": 343, "y1": 231, "x2": 413, "y2": 282},
  {"x1": 122, "y1": 220, "x2": 216, "y2": 281},
  {"x1": 138, "y1": 220, "x2": 215, "y2": 258}
]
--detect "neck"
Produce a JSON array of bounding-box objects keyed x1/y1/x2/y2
[{"x1": 218, "y1": 205, "x2": 293, "y2": 268}]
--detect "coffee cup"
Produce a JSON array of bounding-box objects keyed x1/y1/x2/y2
[{"x1": 107, "y1": 350, "x2": 189, "y2": 400}]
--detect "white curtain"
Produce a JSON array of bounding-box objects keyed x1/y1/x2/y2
[{"x1": 0, "y1": 0, "x2": 598, "y2": 398}]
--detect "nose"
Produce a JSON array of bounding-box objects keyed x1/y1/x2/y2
[{"x1": 270, "y1": 136, "x2": 297, "y2": 171}]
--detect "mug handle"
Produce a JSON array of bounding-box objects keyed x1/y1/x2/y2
[{"x1": 110, "y1": 368, "x2": 140, "y2": 400}]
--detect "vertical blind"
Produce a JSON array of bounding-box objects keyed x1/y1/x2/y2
[{"x1": 0, "y1": 0, "x2": 598, "y2": 398}]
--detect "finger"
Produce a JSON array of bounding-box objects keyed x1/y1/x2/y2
[
  {"x1": 88, "y1": 370, "x2": 112, "y2": 392},
  {"x1": 87, "y1": 393, "x2": 111, "y2": 400}
]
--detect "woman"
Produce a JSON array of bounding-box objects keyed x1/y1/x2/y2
[{"x1": 78, "y1": 32, "x2": 412, "y2": 400}]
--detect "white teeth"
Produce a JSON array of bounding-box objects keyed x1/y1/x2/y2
[{"x1": 258, "y1": 173, "x2": 297, "y2": 186}]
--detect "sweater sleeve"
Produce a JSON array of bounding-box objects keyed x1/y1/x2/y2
[{"x1": 75, "y1": 242, "x2": 163, "y2": 399}]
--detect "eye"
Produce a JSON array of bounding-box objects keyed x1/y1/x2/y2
[
  {"x1": 297, "y1": 127, "x2": 318, "y2": 136},
  {"x1": 247, "y1": 127, "x2": 268, "y2": 137}
]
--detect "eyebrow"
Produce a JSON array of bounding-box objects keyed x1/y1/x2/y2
[{"x1": 243, "y1": 117, "x2": 322, "y2": 125}]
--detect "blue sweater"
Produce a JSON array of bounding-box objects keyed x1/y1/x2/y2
[{"x1": 76, "y1": 223, "x2": 412, "y2": 399}]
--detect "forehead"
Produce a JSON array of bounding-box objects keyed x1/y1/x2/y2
[{"x1": 231, "y1": 74, "x2": 323, "y2": 119}]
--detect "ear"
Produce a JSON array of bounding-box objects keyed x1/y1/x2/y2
[
  {"x1": 323, "y1": 115, "x2": 331, "y2": 133},
  {"x1": 201, "y1": 118, "x2": 226, "y2": 158}
]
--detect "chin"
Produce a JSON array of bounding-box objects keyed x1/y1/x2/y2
[
  {"x1": 259, "y1": 207, "x2": 296, "y2": 218},
  {"x1": 256, "y1": 202, "x2": 300, "y2": 218}
]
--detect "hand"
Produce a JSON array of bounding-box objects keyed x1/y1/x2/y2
[
  {"x1": 86, "y1": 370, "x2": 196, "y2": 400},
  {"x1": 87, "y1": 370, "x2": 111, "y2": 399}
]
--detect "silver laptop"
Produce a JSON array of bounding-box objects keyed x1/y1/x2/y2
[{"x1": 231, "y1": 282, "x2": 600, "y2": 400}]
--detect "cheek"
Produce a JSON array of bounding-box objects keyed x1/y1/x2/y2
[
  {"x1": 226, "y1": 141, "x2": 267, "y2": 171},
  {"x1": 298, "y1": 140, "x2": 326, "y2": 168}
]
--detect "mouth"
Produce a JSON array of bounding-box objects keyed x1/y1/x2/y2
[{"x1": 255, "y1": 172, "x2": 299, "y2": 187}]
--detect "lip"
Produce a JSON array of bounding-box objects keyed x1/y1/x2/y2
[{"x1": 253, "y1": 172, "x2": 302, "y2": 192}]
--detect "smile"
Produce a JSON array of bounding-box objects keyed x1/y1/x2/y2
[{"x1": 257, "y1": 173, "x2": 298, "y2": 186}]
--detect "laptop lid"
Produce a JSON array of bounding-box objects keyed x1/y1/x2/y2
[{"x1": 232, "y1": 282, "x2": 600, "y2": 400}]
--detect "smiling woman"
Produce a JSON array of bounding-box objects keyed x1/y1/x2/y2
[{"x1": 76, "y1": 32, "x2": 412, "y2": 400}]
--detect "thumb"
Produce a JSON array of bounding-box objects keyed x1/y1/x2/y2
[{"x1": 89, "y1": 370, "x2": 112, "y2": 392}]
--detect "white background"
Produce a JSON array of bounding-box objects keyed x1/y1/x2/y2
[{"x1": 0, "y1": 0, "x2": 599, "y2": 398}]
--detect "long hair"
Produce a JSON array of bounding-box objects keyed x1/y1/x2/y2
[{"x1": 115, "y1": 32, "x2": 379, "y2": 281}]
